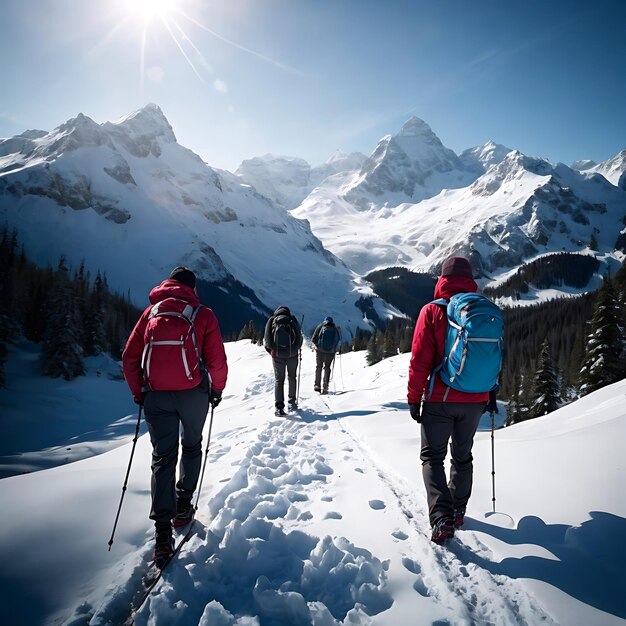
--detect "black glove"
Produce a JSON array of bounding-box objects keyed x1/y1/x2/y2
[
  {"x1": 409, "y1": 403, "x2": 421, "y2": 423},
  {"x1": 485, "y1": 389, "x2": 498, "y2": 414},
  {"x1": 209, "y1": 389, "x2": 222, "y2": 408},
  {"x1": 134, "y1": 391, "x2": 147, "y2": 406}
]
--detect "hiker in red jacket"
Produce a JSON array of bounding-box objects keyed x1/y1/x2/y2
[
  {"x1": 122, "y1": 266, "x2": 227, "y2": 565},
  {"x1": 407, "y1": 256, "x2": 495, "y2": 543}
]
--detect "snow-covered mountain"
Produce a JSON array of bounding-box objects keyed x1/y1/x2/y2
[
  {"x1": 571, "y1": 159, "x2": 597, "y2": 172},
  {"x1": 340, "y1": 117, "x2": 478, "y2": 210},
  {"x1": 1, "y1": 340, "x2": 625, "y2": 626},
  {"x1": 292, "y1": 119, "x2": 626, "y2": 282},
  {"x1": 459, "y1": 140, "x2": 512, "y2": 174},
  {"x1": 235, "y1": 150, "x2": 367, "y2": 210},
  {"x1": 0, "y1": 104, "x2": 395, "y2": 334},
  {"x1": 590, "y1": 149, "x2": 626, "y2": 189}
]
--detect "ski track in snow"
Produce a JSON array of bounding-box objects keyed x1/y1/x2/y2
[{"x1": 87, "y1": 385, "x2": 556, "y2": 626}]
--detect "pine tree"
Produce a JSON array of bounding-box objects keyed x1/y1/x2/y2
[
  {"x1": 528, "y1": 338, "x2": 561, "y2": 418},
  {"x1": 382, "y1": 327, "x2": 396, "y2": 358},
  {"x1": 0, "y1": 339, "x2": 7, "y2": 388},
  {"x1": 579, "y1": 277, "x2": 625, "y2": 395},
  {"x1": 40, "y1": 258, "x2": 85, "y2": 380},
  {"x1": 83, "y1": 272, "x2": 108, "y2": 356},
  {"x1": 366, "y1": 330, "x2": 383, "y2": 365}
]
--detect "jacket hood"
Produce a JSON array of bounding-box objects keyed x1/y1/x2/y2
[
  {"x1": 273, "y1": 306, "x2": 291, "y2": 317},
  {"x1": 149, "y1": 279, "x2": 200, "y2": 306},
  {"x1": 433, "y1": 275, "x2": 478, "y2": 300}
]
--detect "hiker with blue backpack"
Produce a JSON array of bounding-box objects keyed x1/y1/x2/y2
[
  {"x1": 311, "y1": 316, "x2": 341, "y2": 394},
  {"x1": 264, "y1": 306, "x2": 303, "y2": 416},
  {"x1": 407, "y1": 256, "x2": 502, "y2": 544}
]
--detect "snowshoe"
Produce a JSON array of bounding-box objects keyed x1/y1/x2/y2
[
  {"x1": 153, "y1": 529, "x2": 174, "y2": 569},
  {"x1": 431, "y1": 517, "x2": 455, "y2": 544},
  {"x1": 173, "y1": 499, "x2": 195, "y2": 528},
  {"x1": 453, "y1": 508, "x2": 465, "y2": 529}
]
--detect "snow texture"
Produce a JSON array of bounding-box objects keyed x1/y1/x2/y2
[{"x1": 1, "y1": 340, "x2": 625, "y2": 626}]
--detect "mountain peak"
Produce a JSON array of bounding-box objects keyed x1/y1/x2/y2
[
  {"x1": 109, "y1": 103, "x2": 176, "y2": 143},
  {"x1": 396, "y1": 116, "x2": 434, "y2": 138}
]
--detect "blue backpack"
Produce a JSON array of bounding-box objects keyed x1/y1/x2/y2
[{"x1": 428, "y1": 292, "x2": 504, "y2": 398}]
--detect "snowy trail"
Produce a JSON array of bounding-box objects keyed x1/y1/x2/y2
[
  {"x1": 313, "y1": 393, "x2": 557, "y2": 626},
  {"x1": 90, "y1": 368, "x2": 555, "y2": 626}
]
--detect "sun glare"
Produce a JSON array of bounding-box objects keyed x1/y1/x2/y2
[{"x1": 128, "y1": 0, "x2": 178, "y2": 21}]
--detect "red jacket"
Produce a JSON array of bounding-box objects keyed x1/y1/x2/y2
[
  {"x1": 407, "y1": 275, "x2": 489, "y2": 404},
  {"x1": 122, "y1": 279, "x2": 228, "y2": 400}
]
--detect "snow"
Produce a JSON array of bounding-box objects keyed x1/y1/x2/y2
[
  {"x1": 1, "y1": 339, "x2": 625, "y2": 625},
  {"x1": 0, "y1": 105, "x2": 396, "y2": 335},
  {"x1": 292, "y1": 127, "x2": 626, "y2": 296}
]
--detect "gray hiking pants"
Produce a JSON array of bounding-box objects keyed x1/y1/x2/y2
[
  {"x1": 272, "y1": 355, "x2": 298, "y2": 408},
  {"x1": 143, "y1": 384, "x2": 210, "y2": 529},
  {"x1": 315, "y1": 351, "x2": 335, "y2": 390},
  {"x1": 420, "y1": 401, "x2": 485, "y2": 526}
]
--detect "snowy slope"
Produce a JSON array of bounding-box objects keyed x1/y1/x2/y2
[
  {"x1": 0, "y1": 105, "x2": 394, "y2": 334},
  {"x1": 293, "y1": 147, "x2": 626, "y2": 278},
  {"x1": 235, "y1": 151, "x2": 367, "y2": 211},
  {"x1": 590, "y1": 149, "x2": 626, "y2": 189},
  {"x1": 1, "y1": 341, "x2": 624, "y2": 626}
]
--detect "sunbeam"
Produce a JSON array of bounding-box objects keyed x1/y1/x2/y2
[
  {"x1": 176, "y1": 8, "x2": 304, "y2": 76},
  {"x1": 115, "y1": 0, "x2": 302, "y2": 84}
]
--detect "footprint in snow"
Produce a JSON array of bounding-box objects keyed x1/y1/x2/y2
[
  {"x1": 324, "y1": 511, "x2": 343, "y2": 520},
  {"x1": 354, "y1": 467, "x2": 364, "y2": 474},
  {"x1": 392, "y1": 530, "x2": 408, "y2": 540},
  {"x1": 401, "y1": 558, "x2": 431, "y2": 597},
  {"x1": 298, "y1": 511, "x2": 313, "y2": 521},
  {"x1": 369, "y1": 499, "x2": 386, "y2": 510},
  {"x1": 321, "y1": 495, "x2": 333, "y2": 502}
]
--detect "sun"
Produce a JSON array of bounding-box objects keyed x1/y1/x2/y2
[{"x1": 127, "y1": 0, "x2": 178, "y2": 21}]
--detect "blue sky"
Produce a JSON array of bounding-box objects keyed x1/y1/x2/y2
[{"x1": 0, "y1": 0, "x2": 624, "y2": 171}]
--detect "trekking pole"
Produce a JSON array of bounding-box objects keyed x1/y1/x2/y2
[
  {"x1": 194, "y1": 404, "x2": 216, "y2": 511},
  {"x1": 296, "y1": 314, "x2": 304, "y2": 404},
  {"x1": 108, "y1": 405, "x2": 143, "y2": 551},
  {"x1": 490, "y1": 410, "x2": 496, "y2": 513},
  {"x1": 338, "y1": 327, "x2": 345, "y2": 390}
]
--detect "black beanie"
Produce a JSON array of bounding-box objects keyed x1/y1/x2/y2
[
  {"x1": 169, "y1": 266, "x2": 196, "y2": 289},
  {"x1": 441, "y1": 256, "x2": 473, "y2": 278}
]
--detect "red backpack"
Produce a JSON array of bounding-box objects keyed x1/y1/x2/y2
[{"x1": 141, "y1": 297, "x2": 203, "y2": 390}]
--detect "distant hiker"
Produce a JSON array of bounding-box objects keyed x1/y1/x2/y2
[
  {"x1": 122, "y1": 266, "x2": 228, "y2": 566},
  {"x1": 311, "y1": 316, "x2": 340, "y2": 393},
  {"x1": 407, "y1": 256, "x2": 502, "y2": 544},
  {"x1": 264, "y1": 306, "x2": 303, "y2": 416}
]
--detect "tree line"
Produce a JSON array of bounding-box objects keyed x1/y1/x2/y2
[
  {"x1": 238, "y1": 259, "x2": 626, "y2": 426},
  {"x1": 0, "y1": 226, "x2": 142, "y2": 386}
]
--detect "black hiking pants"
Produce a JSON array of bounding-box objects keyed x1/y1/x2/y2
[
  {"x1": 420, "y1": 401, "x2": 485, "y2": 526},
  {"x1": 272, "y1": 355, "x2": 298, "y2": 408},
  {"x1": 314, "y1": 351, "x2": 335, "y2": 391},
  {"x1": 143, "y1": 384, "x2": 210, "y2": 529}
]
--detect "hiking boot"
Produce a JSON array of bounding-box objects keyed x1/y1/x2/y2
[
  {"x1": 431, "y1": 517, "x2": 455, "y2": 544},
  {"x1": 275, "y1": 407, "x2": 286, "y2": 417},
  {"x1": 153, "y1": 527, "x2": 174, "y2": 569},
  {"x1": 288, "y1": 400, "x2": 298, "y2": 411},
  {"x1": 453, "y1": 508, "x2": 466, "y2": 529},
  {"x1": 172, "y1": 499, "x2": 195, "y2": 528},
  {"x1": 314, "y1": 385, "x2": 321, "y2": 393},
  {"x1": 322, "y1": 387, "x2": 328, "y2": 394}
]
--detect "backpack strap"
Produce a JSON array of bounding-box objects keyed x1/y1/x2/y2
[{"x1": 425, "y1": 298, "x2": 449, "y2": 401}]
